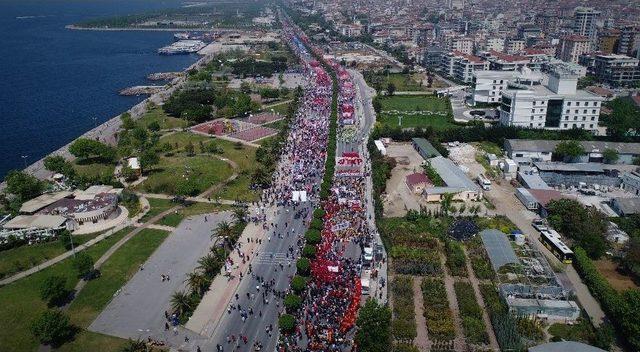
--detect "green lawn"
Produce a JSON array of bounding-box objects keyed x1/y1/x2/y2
[
  {"x1": 0, "y1": 232, "x2": 103, "y2": 280},
  {"x1": 211, "y1": 172, "x2": 259, "y2": 202},
  {"x1": 54, "y1": 330, "x2": 126, "y2": 352},
  {"x1": 377, "y1": 95, "x2": 454, "y2": 130},
  {"x1": 380, "y1": 95, "x2": 450, "y2": 111},
  {"x1": 66, "y1": 229, "x2": 169, "y2": 328},
  {"x1": 475, "y1": 141, "x2": 504, "y2": 157},
  {"x1": 137, "y1": 155, "x2": 233, "y2": 195},
  {"x1": 158, "y1": 201, "x2": 233, "y2": 226},
  {"x1": 137, "y1": 106, "x2": 188, "y2": 130},
  {"x1": 367, "y1": 73, "x2": 427, "y2": 92},
  {"x1": 140, "y1": 198, "x2": 176, "y2": 223},
  {"x1": 73, "y1": 161, "x2": 115, "y2": 180},
  {"x1": 0, "y1": 227, "x2": 132, "y2": 352},
  {"x1": 548, "y1": 320, "x2": 595, "y2": 343},
  {"x1": 265, "y1": 101, "x2": 291, "y2": 115},
  {"x1": 159, "y1": 131, "x2": 210, "y2": 151}
]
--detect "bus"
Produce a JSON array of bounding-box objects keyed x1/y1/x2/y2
[{"x1": 539, "y1": 229, "x2": 574, "y2": 264}]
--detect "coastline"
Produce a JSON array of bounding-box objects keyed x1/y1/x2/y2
[
  {"x1": 65, "y1": 24, "x2": 238, "y2": 32},
  {"x1": 0, "y1": 51, "x2": 213, "y2": 189}
]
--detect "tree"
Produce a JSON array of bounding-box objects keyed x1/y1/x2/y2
[
  {"x1": 185, "y1": 142, "x2": 195, "y2": 156},
  {"x1": 355, "y1": 299, "x2": 392, "y2": 352},
  {"x1": 40, "y1": 275, "x2": 68, "y2": 306},
  {"x1": 278, "y1": 314, "x2": 296, "y2": 334},
  {"x1": 386, "y1": 82, "x2": 396, "y2": 96},
  {"x1": 147, "y1": 121, "x2": 161, "y2": 132},
  {"x1": 120, "y1": 112, "x2": 136, "y2": 130},
  {"x1": 546, "y1": 199, "x2": 608, "y2": 259},
  {"x1": 30, "y1": 309, "x2": 74, "y2": 346},
  {"x1": 440, "y1": 193, "x2": 454, "y2": 216},
  {"x1": 283, "y1": 294, "x2": 302, "y2": 312},
  {"x1": 72, "y1": 252, "x2": 95, "y2": 279},
  {"x1": 197, "y1": 254, "x2": 221, "y2": 278},
  {"x1": 602, "y1": 148, "x2": 619, "y2": 164},
  {"x1": 139, "y1": 149, "x2": 159, "y2": 168},
  {"x1": 296, "y1": 258, "x2": 311, "y2": 276},
  {"x1": 553, "y1": 140, "x2": 584, "y2": 162},
  {"x1": 5, "y1": 170, "x2": 44, "y2": 201},
  {"x1": 291, "y1": 276, "x2": 306, "y2": 294},
  {"x1": 69, "y1": 138, "x2": 116, "y2": 162},
  {"x1": 43, "y1": 156, "x2": 75, "y2": 177},
  {"x1": 170, "y1": 291, "x2": 192, "y2": 315}
]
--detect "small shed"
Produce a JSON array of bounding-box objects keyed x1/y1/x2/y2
[
  {"x1": 405, "y1": 173, "x2": 431, "y2": 194},
  {"x1": 412, "y1": 138, "x2": 441, "y2": 160}
]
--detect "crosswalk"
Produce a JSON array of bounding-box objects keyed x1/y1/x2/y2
[{"x1": 253, "y1": 252, "x2": 291, "y2": 265}]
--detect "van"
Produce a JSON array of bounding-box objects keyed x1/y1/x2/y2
[
  {"x1": 363, "y1": 246, "x2": 374, "y2": 263},
  {"x1": 476, "y1": 174, "x2": 492, "y2": 191}
]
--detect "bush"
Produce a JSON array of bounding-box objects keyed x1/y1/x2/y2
[
  {"x1": 30, "y1": 309, "x2": 74, "y2": 346},
  {"x1": 40, "y1": 275, "x2": 68, "y2": 307},
  {"x1": 391, "y1": 276, "x2": 416, "y2": 342},
  {"x1": 313, "y1": 208, "x2": 325, "y2": 220},
  {"x1": 454, "y1": 282, "x2": 488, "y2": 344},
  {"x1": 291, "y1": 275, "x2": 307, "y2": 294},
  {"x1": 305, "y1": 229, "x2": 322, "y2": 245},
  {"x1": 284, "y1": 294, "x2": 302, "y2": 312},
  {"x1": 302, "y1": 245, "x2": 316, "y2": 259},
  {"x1": 278, "y1": 314, "x2": 296, "y2": 334},
  {"x1": 444, "y1": 240, "x2": 467, "y2": 277},
  {"x1": 296, "y1": 258, "x2": 310, "y2": 276},
  {"x1": 421, "y1": 278, "x2": 455, "y2": 341}
]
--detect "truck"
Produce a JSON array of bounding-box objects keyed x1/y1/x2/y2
[
  {"x1": 363, "y1": 246, "x2": 374, "y2": 267},
  {"x1": 476, "y1": 174, "x2": 492, "y2": 191},
  {"x1": 361, "y1": 269, "x2": 371, "y2": 295}
]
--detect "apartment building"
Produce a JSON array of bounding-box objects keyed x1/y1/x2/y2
[
  {"x1": 597, "y1": 29, "x2": 621, "y2": 54},
  {"x1": 591, "y1": 54, "x2": 640, "y2": 86},
  {"x1": 617, "y1": 26, "x2": 639, "y2": 57},
  {"x1": 573, "y1": 7, "x2": 600, "y2": 43},
  {"x1": 505, "y1": 38, "x2": 526, "y2": 54},
  {"x1": 472, "y1": 68, "x2": 543, "y2": 105},
  {"x1": 499, "y1": 68, "x2": 604, "y2": 132},
  {"x1": 447, "y1": 36, "x2": 474, "y2": 55},
  {"x1": 557, "y1": 35, "x2": 591, "y2": 63},
  {"x1": 485, "y1": 37, "x2": 505, "y2": 52},
  {"x1": 453, "y1": 53, "x2": 489, "y2": 83},
  {"x1": 481, "y1": 50, "x2": 531, "y2": 71}
]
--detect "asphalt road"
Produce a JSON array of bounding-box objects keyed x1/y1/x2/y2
[{"x1": 204, "y1": 202, "x2": 313, "y2": 351}]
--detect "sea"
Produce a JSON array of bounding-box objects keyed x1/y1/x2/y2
[{"x1": 0, "y1": 0, "x2": 201, "y2": 179}]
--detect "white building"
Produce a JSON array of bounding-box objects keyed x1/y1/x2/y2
[
  {"x1": 499, "y1": 68, "x2": 604, "y2": 131},
  {"x1": 453, "y1": 54, "x2": 489, "y2": 83},
  {"x1": 472, "y1": 68, "x2": 543, "y2": 105},
  {"x1": 485, "y1": 37, "x2": 505, "y2": 52}
]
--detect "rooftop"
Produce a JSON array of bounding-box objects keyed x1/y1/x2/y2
[
  {"x1": 406, "y1": 173, "x2": 431, "y2": 187},
  {"x1": 412, "y1": 138, "x2": 441, "y2": 158},
  {"x1": 480, "y1": 229, "x2": 519, "y2": 271},
  {"x1": 20, "y1": 191, "x2": 74, "y2": 214},
  {"x1": 429, "y1": 156, "x2": 479, "y2": 191},
  {"x1": 534, "y1": 161, "x2": 606, "y2": 173},
  {"x1": 506, "y1": 139, "x2": 640, "y2": 155},
  {"x1": 3, "y1": 215, "x2": 68, "y2": 230}
]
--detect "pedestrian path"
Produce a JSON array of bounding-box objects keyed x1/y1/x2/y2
[{"x1": 413, "y1": 276, "x2": 431, "y2": 351}]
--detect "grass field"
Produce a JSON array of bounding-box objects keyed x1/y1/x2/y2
[
  {"x1": 160, "y1": 131, "x2": 210, "y2": 151},
  {"x1": 137, "y1": 155, "x2": 233, "y2": 195},
  {"x1": 265, "y1": 101, "x2": 291, "y2": 115},
  {"x1": 73, "y1": 161, "x2": 115, "y2": 180},
  {"x1": 0, "y1": 232, "x2": 103, "y2": 280},
  {"x1": 139, "y1": 198, "x2": 177, "y2": 223},
  {"x1": 157, "y1": 201, "x2": 233, "y2": 226},
  {"x1": 137, "y1": 106, "x2": 188, "y2": 130},
  {"x1": 378, "y1": 95, "x2": 454, "y2": 130},
  {"x1": 0, "y1": 227, "x2": 132, "y2": 352},
  {"x1": 367, "y1": 73, "x2": 426, "y2": 92}
]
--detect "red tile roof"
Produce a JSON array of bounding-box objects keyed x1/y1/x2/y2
[
  {"x1": 528, "y1": 189, "x2": 565, "y2": 207},
  {"x1": 406, "y1": 173, "x2": 431, "y2": 187}
]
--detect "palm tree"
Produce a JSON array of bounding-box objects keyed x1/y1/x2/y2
[
  {"x1": 170, "y1": 291, "x2": 192, "y2": 316},
  {"x1": 120, "y1": 339, "x2": 148, "y2": 352},
  {"x1": 197, "y1": 254, "x2": 221, "y2": 278},
  {"x1": 211, "y1": 220, "x2": 234, "y2": 240},
  {"x1": 232, "y1": 207, "x2": 248, "y2": 224},
  {"x1": 185, "y1": 272, "x2": 209, "y2": 296}
]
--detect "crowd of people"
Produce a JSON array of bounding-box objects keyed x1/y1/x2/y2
[{"x1": 276, "y1": 15, "x2": 375, "y2": 352}]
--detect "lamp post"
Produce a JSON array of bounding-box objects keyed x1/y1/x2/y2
[{"x1": 21, "y1": 155, "x2": 28, "y2": 169}]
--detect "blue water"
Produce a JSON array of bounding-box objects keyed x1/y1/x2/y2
[{"x1": 0, "y1": 0, "x2": 200, "y2": 179}]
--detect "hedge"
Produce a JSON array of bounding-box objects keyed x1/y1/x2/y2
[
  {"x1": 573, "y1": 246, "x2": 640, "y2": 350},
  {"x1": 454, "y1": 282, "x2": 488, "y2": 345}
]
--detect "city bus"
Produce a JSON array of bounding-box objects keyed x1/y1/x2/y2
[{"x1": 539, "y1": 229, "x2": 574, "y2": 264}]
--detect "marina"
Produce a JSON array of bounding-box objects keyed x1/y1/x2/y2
[{"x1": 158, "y1": 39, "x2": 206, "y2": 55}]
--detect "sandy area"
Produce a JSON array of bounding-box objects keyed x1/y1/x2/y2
[{"x1": 595, "y1": 258, "x2": 639, "y2": 292}]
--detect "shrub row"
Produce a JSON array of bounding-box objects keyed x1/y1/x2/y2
[
  {"x1": 444, "y1": 240, "x2": 467, "y2": 278},
  {"x1": 453, "y1": 282, "x2": 488, "y2": 345},
  {"x1": 420, "y1": 278, "x2": 456, "y2": 341},
  {"x1": 391, "y1": 276, "x2": 417, "y2": 342}
]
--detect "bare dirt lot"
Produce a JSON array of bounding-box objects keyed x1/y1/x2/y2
[{"x1": 594, "y1": 258, "x2": 639, "y2": 292}]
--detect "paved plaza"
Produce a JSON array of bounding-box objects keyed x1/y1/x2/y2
[{"x1": 89, "y1": 212, "x2": 232, "y2": 348}]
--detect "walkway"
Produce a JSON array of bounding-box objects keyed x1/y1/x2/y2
[
  {"x1": 463, "y1": 248, "x2": 499, "y2": 351},
  {"x1": 440, "y1": 254, "x2": 465, "y2": 351},
  {"x1": 412, "y1": 277, "x2": 430, "y2": 351}
]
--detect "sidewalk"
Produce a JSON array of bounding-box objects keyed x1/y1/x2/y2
[{"x1": 185, "y1": 206, "x2": 273, "y2": 336}]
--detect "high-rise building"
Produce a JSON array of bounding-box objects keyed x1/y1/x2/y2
[
  {"x1": 573, "y1": 7, "x2": 601, "y2": 43},
  {"x1": 558, "y1": 35, "x2": 591, "y2": 63},
  {"x1": 598, "y1": 29, "x2": 621, "y2": 54},
  {"x1": 617, "y1": 26, "x2": 640, "y2": 57}
]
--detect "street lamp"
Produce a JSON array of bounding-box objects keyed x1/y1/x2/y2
[{"x1": 21, "y1": 155, "x2": 28, "y2": 169}]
